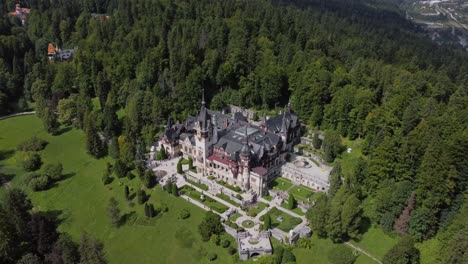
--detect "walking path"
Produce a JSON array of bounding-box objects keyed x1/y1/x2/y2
[
  {"x1": 0, "y1": 111, "x2": 35, "y2": 120},
  {"x1": 345, "y1": 241, "x2": 382, "y2": 264}
]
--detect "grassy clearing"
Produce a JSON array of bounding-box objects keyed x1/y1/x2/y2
[
  {"x1": 268, "y1": 207, "x2": 302, "y2": 232},
  {"x1": 228, "y1": 212, "x2": 242, "y2": 222},
  {"x1": 350, "y1": 225, "x2": 398, "y2": 260},
  {"x1": 245, "y1": 202, "x2": 268, "y2": 217},
  {"x1": 182, "y1": 186, "x2": 228, "y2": 214},
  {"x1": 289, "y1": 185, "x2": 315, "y2": 201},
  {"x1": 216, "y1": 193, "x2": 240, "y2": 207},
  {"x1": 293, "y1": 235, "x2": 376, "y2": 264},
  {"x1": 271, "y1": 177, "x2": 292, "y2": 191},
  {"x1": 186, "y1": 178, "x2": 209, "y2": 191},
  {"x1": 0, "y1": 115, "x2": 235, "y2": 264},
  {"x1": 217, "y1": 180, "x2": 242, "y2": 193},
  {"x1": 339, "y1": 137, "x2": 364, "y2": 178},
  {"x1": 280, "y1": 202, "x2": 305, "y2": 216}
]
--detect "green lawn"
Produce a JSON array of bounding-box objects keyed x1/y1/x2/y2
[
  {"x1": 228, "y1": 212, "x2": 242, "y2": 222},
  {"x1": 216, "y1": 193, "x2": 240, "y2": 207},
  {"x1": 289, "y1": 185, "x2": 315, "y2": 201},
  {"x1": 339, "y1": 137, "x2": 364, "y2": 178},
  {"x1": 241, "y1": 220, "x2": 255, "y2": 228},
  {"x1": 268, "y1": 207, "x2": 302, "y2": 232},
  {"x1": 294, "y1": 235, "x2": 376, "y2": 264},
  {"x1": 246, "y1": 202, "x2": 268, "y2": 217},
  {"x1": 0, "y1": 115, "x2": 235, "y2": 264},
  {"x1": 350, "y1": 225, "x2": 398, "y2": 260},
  {"x1": 186, "y1": 178, "x2": 209, "y2": 191},
  {"x1": 280, "y1": 202, "x2": 305, "y2": 216},
  {"x1": 271, "y1": 177, "x2": 292, "y2": 191},
  {"x1": 182, "y1": 186, "x2": 228, "y2": 214}
]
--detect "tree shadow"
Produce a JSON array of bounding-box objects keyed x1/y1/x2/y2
[
  {"x1": 55, "y1": 126, "x2": 72, "y2": 136},
  {"x1": 61, "y1": 172, "x2": 76, "y2": 180},
  {"x1": 0, "y1": 149, "x2": 15, "y2": 160},
  {"x1": 1, "y1": 173, "x2": 15, "y2": 182},
  {"x1": 38, "y1": 209, "x2": 65, "y2": 225},
  {"x1": 119, "y1": 211, "x2": 137, "y2": 226},
  {"x1": 129, "y1": 193, "x2": 136, "y2": 200},
  {"x1": 351, "y1": 216, "x2": 372, "y2": 242}
]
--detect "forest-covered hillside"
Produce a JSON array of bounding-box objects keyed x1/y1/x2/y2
[{"x1": 0, "y1": 0, "x2": 467, "y2": 263}]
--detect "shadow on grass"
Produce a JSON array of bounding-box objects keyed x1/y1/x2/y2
[
  {"x1": 1, "y1": 173, "x2": 15, "y2": 182},
  {"x1": 38, "y1": 209, "x2": 65, "y2": 225},
  {"x1": 0, "y1": 149, "x2": 15, "y2": 160},
  {"x1": 350, "y1": 216, "x2": 372, "y2": 242},
  {"x1": 55, "y1": 126, "x2": 72, "y2": 136},
  {"x1": 119, "y1": 211, "x2": 137, "y2": 226},
  {"x1": 61, "y1": 172, "x2": 76, "y2": 180}
]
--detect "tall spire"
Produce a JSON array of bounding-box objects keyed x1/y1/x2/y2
[
  {"x1": 287, "y1": 100, "x2": 291, "y2": 113},
  {"x1": 201, "y1": 88, "x2": 206, "y2": 108}
]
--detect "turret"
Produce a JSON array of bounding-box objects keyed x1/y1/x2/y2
[{"x1": 240, "y1": 126, "x2": 250, "y2": 189}]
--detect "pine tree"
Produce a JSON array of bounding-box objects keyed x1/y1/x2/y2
[
  {"x1": 172, "y1": 183, "x2": 178, "y2": 197},
  {"x1": 306, "y1": 195, "x2": 329, "y2": 237},
  {"x1": 288, "y1": 194, "x2": 296, "y2": 210},
  {"x1": 109, "y1": 137, "x2": 120, "y2": 159},
  {"x1": 166, "y1": 179, "x2": 173, "y2": 194},
  {"x1": 107, "y1": 198, "x2": 120, "y2": 227},
  {"x1": 137, "y1": 189, "x2": 146, "y2": 204},
  {"x1": 43, "y1": 106, "x2": 59, "y2": 135},
  {"x1": 177, "y1": 159, "x2": 183, "y2": 174},
  {"x1": 312, "y1": 132, "x2": 322, "y2": 149},
  {"x1": 188, "y1": 157, "x2": 193, "y2": 170},
  {"x1": 264, "y1": 214, "x2": 271, "y2": 230},
  {"x1": 84, "y1": 111, "x2": 105, "y2": 158},
  {"x1": 144, "y1": 203, "x2": 149, "y2": 217},
  {"x1": 124, "y1": 185, "x2": 129, "y2": 201},
  {"x1": 79, "y1": 232, "x2": 106, "y2": 264}
]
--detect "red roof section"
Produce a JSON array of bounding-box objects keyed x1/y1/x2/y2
[
  {"x1": 207, "y1": 155, "x2": 237, "y2": 167},
  {"x1": 48, "y1": 43, "x2": 56, "y2": 54}
]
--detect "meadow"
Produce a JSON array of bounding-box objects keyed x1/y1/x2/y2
[{"x1": 0, "y1": 115, "x2": 235, "y2": 264}]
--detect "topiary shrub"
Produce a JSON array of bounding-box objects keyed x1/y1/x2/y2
[
  {"x1": 222, "y1": 239, "x2": 230, "y2": 248},
  {"x1": 102, "y1": 174, "x2": 113, "y2": 185},
  {"x1": 228, "y1": 247, "x2": 237, "y2": 255},
  {"x1": 29, "y1": 175, "x2": 50, "y2": 191},
  {"x1": 180, "y1": 209, "x2": 190, "y2": 219},
  {"x1": 207, "y1": 253, "x2": 217, "y2": 261},
  {"x1": 17, "y1": 136, "x2": 48, "y2": 151},
  {"x1": 21, "y1": 152, "x2": 42, "y2": 171}
]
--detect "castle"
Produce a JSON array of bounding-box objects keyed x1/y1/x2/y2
[{"x1": 160, "y1": 94, "x2": 301, "y2": 196}]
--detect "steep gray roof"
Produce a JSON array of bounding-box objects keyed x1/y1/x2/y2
[{"x1": 265, "y1": 112, "x2": 299, "y2": 133}]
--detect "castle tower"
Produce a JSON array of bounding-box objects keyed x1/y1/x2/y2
[
  {"x1": 212, "y1": 114, "x2": 218, "y2": 144},
  {"x1": 194, "y1": 89, "x2": 212, "y2": 173},
  {"x1": 240, "y1": 126, "x2": 250, "y2": 190}
]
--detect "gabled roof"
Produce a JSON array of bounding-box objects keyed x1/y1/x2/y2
[{"x1": 265, "y1": 111, "x2": 299, "y2": 133}]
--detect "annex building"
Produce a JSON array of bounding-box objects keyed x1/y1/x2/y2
[{"x1": 160, "y1": 94, "x2": 301, "y2": 196}]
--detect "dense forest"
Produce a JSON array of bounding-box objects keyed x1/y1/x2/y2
[{"x1": 0, "y1": 0, "x2": 467, "y2": 263}]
